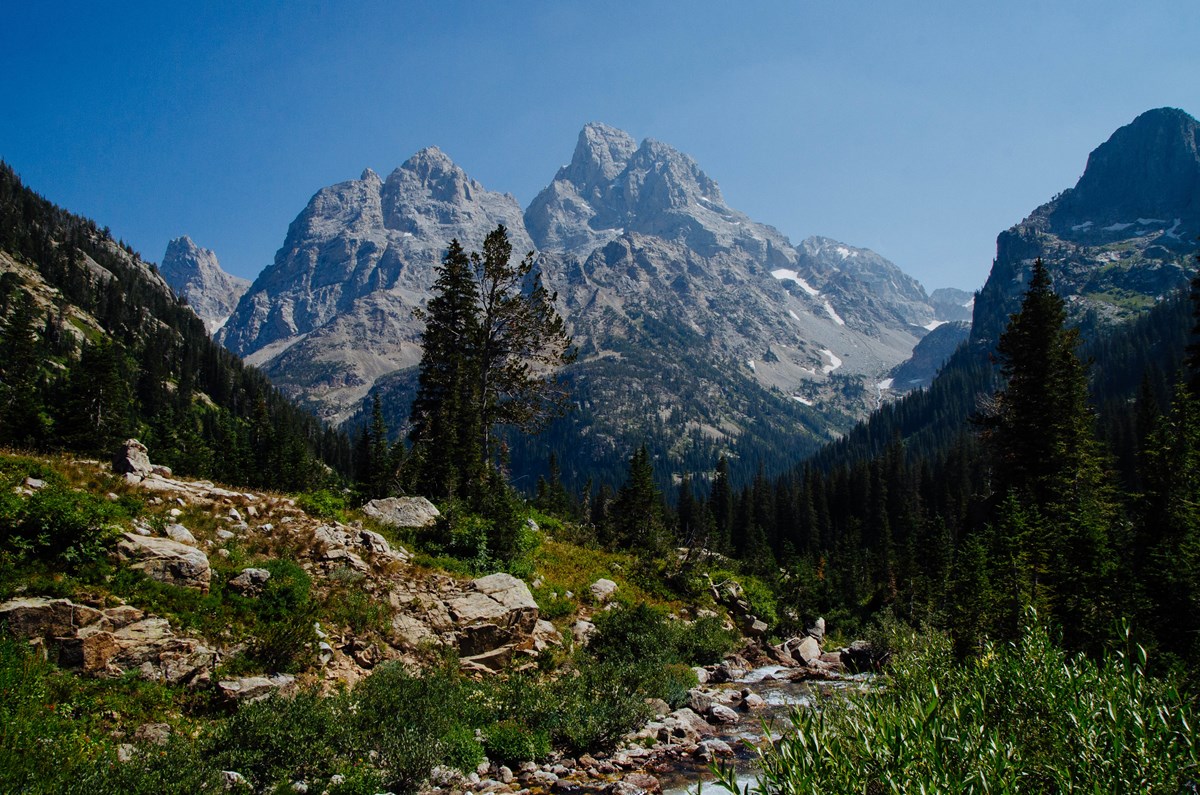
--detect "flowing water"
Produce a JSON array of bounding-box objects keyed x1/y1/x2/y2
[{"x1": 658, "y1": 666, "x2": 875, "y2": 795}]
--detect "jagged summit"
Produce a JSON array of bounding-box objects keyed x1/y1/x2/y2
[
  {"x1": 559, "y1": 122, "x2": 638, "y2": 190},
  {"x1": 160, "y1": 236, "x2": 250, "y2": 334},
  {"x1": 527, "y1": 122, "x2": 789, "y2": 263}
]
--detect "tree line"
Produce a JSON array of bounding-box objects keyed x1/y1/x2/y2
[{"x1": 0, "y1": 162, "x2": 349, "y2": 491}]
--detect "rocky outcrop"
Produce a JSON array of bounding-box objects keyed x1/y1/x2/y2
[
  {"x1": 159, "y1": 236, "x2": 251, "y2": 334},
  {"x1": 446, "y1": 573, "x2": 539, "y2": 671},
  {"x1": 112, "y1": 438, "x2": 153, "y2": 476},
  {"x1": 217, "y1": 149, "x2": 532, "y2": 424},
  {"x1": 0, "y1": 596, "x2": 215, "y2": 683},
  {"x1": 117, "y1": 533, "x2": 212, "y2": 591},
  {"x1": 362, "y1": 496, "x2": 440, "y2": 528}
]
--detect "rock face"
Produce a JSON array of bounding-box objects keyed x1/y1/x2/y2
[
  {"x1": 0, "y1": 597, "x2": 215, "y2": 682},
  {"x1": 160, "y1": 236, "x2": 250, "y2": 334},
  {"x1": 971, "y1": 107, "x2": 1200, "y2": 348},
  {"x1": 217, "y1": 125, "x2": 953, "y2": 486},
  {"x1": 217, "y1": 150, "x2": 531, "y2": 424},
  {"x1": 117, "y1": 533, "x2": 212, "y2": 592}
]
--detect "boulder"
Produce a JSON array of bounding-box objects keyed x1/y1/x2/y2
[
  {"x1": 806, "y1": 616, "x2": 826, "y2": 643},
  {"x1": 227, "y1": 568, "x2": 271, "y2": 595},
  {"x1": 0, "y1": 597, "x2": 104, "y2": 639},
  {"x1": 446, "y1": 573, "x2": 539, "y2": 658},
  {"x1": 217, "y1": 673, "x2": 296, "y2": 703},
  {"x1": 842, "y1": 639, "x2": 883, "y2": 672},
  {"x1": 588, "y1": 578, "x2": 618, "y2": 603},
  {"x1": 707, "y1": 703, "x2": 740, "y2": 725},
  {"x1": 791, "y1": 635, "x2": 822, "y2": 665},
  {"x1": 362, "y1": 496, "x2": 440, "y2": 528},
  {"x1": 533, "y1": 618, "x2": 563, "y2": 651},
  {"x1": 571, "y1": 619, "x2": 597, "y2": 646},
  {"x1": 117, "y1": 533, "x2": 211, "y2": 591},
  {"x1": 164, "y1": 523, "x2": 197, "y2": 545},
  {"x1": 662, "y1": 707, "x2": 714, "y2": 742},
  {"x1": 112, "y1": 439, "x2": 153, "y2": 476}
]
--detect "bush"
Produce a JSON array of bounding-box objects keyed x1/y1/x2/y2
[
  {"x1": 295, "y1": 489, "x2": 348, "y2": 522},
  {"x1": 207, "y1": 691, "x2": 351, "y2": 791},
  {"x1": 352, "y1": 660, "x2": 466, "y2": 791},
  {"x1": 674, "y1": 614, "x2": 738, "y2": 665},
  {"x1": 1, "y1": 484, "x2": 126, "y2": 567},
  {"x1": 548, "y1": 658, "x2": 655, "y2": 753},
  {"x1": 482, "y1": 720, "x2": 550, "y2": 767}
]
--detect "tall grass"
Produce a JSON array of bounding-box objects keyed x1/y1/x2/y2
[{"x1": 716, "y1": 612, "x2": 1198, "y2": 794}]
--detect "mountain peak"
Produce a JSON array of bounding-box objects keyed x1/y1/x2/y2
[
  {"x1": 1051, "y1": 107, "x2": 1200, "y2": 230},
  {"x1": 160, "y1": 236, "x2": 250, "y2": 334},
  {"x1": 559, "y1": 122, "x2": 638, "y2": 190}
]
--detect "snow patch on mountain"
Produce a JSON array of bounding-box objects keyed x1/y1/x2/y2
[
  {"x1": 820, "y1": 349, "x2": 842, "y2": 374},
  {"x1": 823, "y1": 301, "x2": 845, "y2": 326}
]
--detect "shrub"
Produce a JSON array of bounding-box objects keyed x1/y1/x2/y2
[
  {"x1": 548, "y1": 658, "x2": 655, "y2": 753},
  {"x1": 1, "y1": 484, "x2": 126, "y2": 567},
  {"x1": 352, "y1": 660, "x2": 465, "y2": 791},
  {"x1": 674, "y1": 614, "x2": 738, "y2": 665},
  {"x1": 482, "y1": 720, "x2": 550, "y2": 767},
  {"x1": 207, "y1": 691, "x2": 350, "y2": 791},
  {"x1": 295, "y1": 489, "x2": 348, "y2": 522}
]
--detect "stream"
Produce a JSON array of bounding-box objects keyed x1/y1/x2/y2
[{"x1": 658, "y1": 665, "x2": 875, "y2": 795}]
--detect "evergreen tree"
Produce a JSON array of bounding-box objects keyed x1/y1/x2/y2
[
  {"x1": 0, "y1": 290, "x2": 47, "y2": 446},
  {"x1": 472, "y1": 225, "x2": 575, "y2": 462},
  {"x1": 979, "y1": 259, "x2": 1119, "y2": 650},
  {"x1": 409, "y1": 227, "x2": 574, "y2": 502},
  {"x1": 409, "y1": 239, "x2": 482, "y2": 499},
  {"x1": 608, "y1": 445, "x2": 670, "y2": 556}
]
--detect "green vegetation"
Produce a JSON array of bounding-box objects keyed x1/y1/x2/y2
[{"x1": 719, "y1": 613, "x2": 1198, "y2": 794}]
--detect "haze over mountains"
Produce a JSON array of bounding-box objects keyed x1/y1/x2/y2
[
  {"x1": 194, "y1": 123, "x2": 965, "y2": 482},
  {"x1": 157, "y1": 108, "x2": 1200, "y2": 486}
]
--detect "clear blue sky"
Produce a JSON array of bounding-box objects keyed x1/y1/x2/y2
[{"x1": 2, "y1": 2, "x2": 1197, "y2": 291}]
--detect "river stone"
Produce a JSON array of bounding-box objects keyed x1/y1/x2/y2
[
  {"x1": 117, "y1": 533, "x2": 211, "y2": 591},
  {"x1": 792, "y1": 635, "x2": 822, "y2": 665},
  {"x1": 707, "y1": 703, "x2": 740, "y2": 724},
  {"x1": 362, "y1": 496, "x2": 440, "y2": 528}
]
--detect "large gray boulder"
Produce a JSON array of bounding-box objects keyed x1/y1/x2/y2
[
  {"x1": 112, "y1": 439, "x2": 152, "y2": 476},
  {"x1": 362, "y1": 496, "x2": 440, "y2": 528},
  {"x1": 117, "y1": 533, "x2": 211, "y2": 591},
  {"x1": 446, "y1": 573, "x2": 539, "y2": 662}
]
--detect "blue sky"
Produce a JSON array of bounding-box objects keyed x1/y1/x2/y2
[{"x1": 2, "y1": 2, "x2": 1197, "y2": 291}]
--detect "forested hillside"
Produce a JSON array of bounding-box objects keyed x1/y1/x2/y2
[{"x1": 0, "y1": 163, "x2": 349, "y2": 490}]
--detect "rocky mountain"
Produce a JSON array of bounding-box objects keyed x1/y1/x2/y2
[
  {"x1": 972, "y1": 107, "x2": 1199, "y2": 346},
  {"x1": 929, "y1": 287, "x2": 974, "y2": 322},
  {"x1": 218, "y1": 148, "x2": 531, "y2": 421},
  {"x1": 219, "y1": 125, "x2": 955, "y2": 484},
  {"x1": 160, "y1": 236, "x2": 250, "y2": 333}
]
